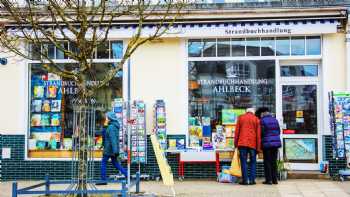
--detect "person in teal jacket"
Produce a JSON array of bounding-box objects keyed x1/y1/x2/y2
[{"x1": 97, "y1": 111, "x2": 127, "y2": 185}]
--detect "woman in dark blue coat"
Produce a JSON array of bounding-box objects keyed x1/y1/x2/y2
[
  {"x1": 97, "y1": 111, "x2": 127, "y2": 185},
  {"x1": 258, "y1": 107, "x2": 281, "y2": 185}
]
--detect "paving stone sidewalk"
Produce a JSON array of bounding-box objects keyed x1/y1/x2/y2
[{"x1": 0, "y1": 179, "x2": 349, "y2": 197}]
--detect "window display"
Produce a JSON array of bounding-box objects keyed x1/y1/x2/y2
[
  {"x1": 188, "y1": 60, "x2": 275, "y2": 149},
  {"x1": 28, "y1": 63, "x2": 123, "y2": 158},
  {"x1": 283, "y1": 138, "x2": 318, "y2": 163}
]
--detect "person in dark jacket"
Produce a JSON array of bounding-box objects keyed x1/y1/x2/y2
[
  {"x1": 234, "y1": 108, "x2": 261, "y2": 185},
  {"x1": 97, "y1": 111, "x2": 127, "y2": 185},
  {"x1": 258, "y1": 107, "x2": 281, "y2": 185}
]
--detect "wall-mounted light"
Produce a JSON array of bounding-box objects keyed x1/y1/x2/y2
[{"x1": 0, "y1": 58, "x2": 8, "y2": 65}]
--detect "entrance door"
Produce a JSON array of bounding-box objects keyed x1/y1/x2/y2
[{"x1": 278, "y1": 64, "x2": 321, "y2": 170}]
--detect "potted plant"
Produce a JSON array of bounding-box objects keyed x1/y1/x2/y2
[{"x1": 277, "y1": 160, "x2": 289, "y2": 181}]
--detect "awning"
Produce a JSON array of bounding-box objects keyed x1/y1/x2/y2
[{"x1": 107, "y1": 19, "x2": 341, "y2": 38}]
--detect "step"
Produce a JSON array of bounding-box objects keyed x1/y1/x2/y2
[{"x1": 287, "y1": 170, "x2": 330, "y2": 180}]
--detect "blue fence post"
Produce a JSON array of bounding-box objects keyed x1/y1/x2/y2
[
  {"x1": 122, "y1": 181, "x2": 127, "y2": 197},
  {"x1": 136, "y1": 172, "x2": 140, "y2": 193},
  {"x1": 45, "y1": 174, "x2": 50, "y2": 196},
  {"x1": 12, "y1": 182, "x2": 18, "y2": 197}
]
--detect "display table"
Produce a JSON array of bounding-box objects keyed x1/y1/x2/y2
[{"x1": 171, "y1": 148, "x2": 234, "y2": 179}]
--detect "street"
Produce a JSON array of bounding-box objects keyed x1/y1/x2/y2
[{"x1": 1, "y1": 179, "x2": 349, "y2": 197}]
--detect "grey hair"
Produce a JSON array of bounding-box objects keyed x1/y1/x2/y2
[{"x1": 246, "y1": 108, "x2": 256, "y2": 113}]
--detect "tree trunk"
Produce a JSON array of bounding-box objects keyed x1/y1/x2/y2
[{"x1": 76, "y1": 98, "x2": 89, "y2": 197}]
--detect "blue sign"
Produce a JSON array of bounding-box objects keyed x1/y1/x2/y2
[{"x1": 0, "y1": 58, "x2": 7, "y2": 65}]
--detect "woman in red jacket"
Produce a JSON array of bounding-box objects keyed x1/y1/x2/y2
[{"x1": 234, "y1": 108, "x2": 262, "y2": 185}]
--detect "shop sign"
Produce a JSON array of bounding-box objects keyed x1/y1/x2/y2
[{"x1": 198, "y1": 78, "x2": 271, "y2": 94}]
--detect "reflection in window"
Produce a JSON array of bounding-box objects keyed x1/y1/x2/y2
[
  {"x1": 282, "y1": 85, "x2": 317, "y2": 134},
  {"x1": 42, "y1": 43, "x2": 55, "y2": 59},
  {"x1": 188, "y1": 60, "x2": 275, "y2": 130},
  {"x1": 281, "y1": 65, "x2": 318, "y2": 77},
  {"x1": 217, "y1": 38, "x2": 230, "y2": 57},
  {"x1": 56, "y1": 42, "x2": 69, "y2": 59},
  {"x1": 306, "y1": 36, "x2": 321, "y2": 55},
  {"x1": 203, "y1": 39, "x2": 216, "y2": 57},
  {"x1": 291, "y1": 36, "x2": 305, "y2": 56},
  {"x1": 232, "y1": 38, "x2": 245, "y2": 56},
  {"x1": 246, "y1": 38, "x2": 260, "y2": 56},
  {"x1": 276, "y1": 37, "x2": 290, "y2": 56},
  {"x1": 188, "y1": 39, "x2": 203, "y2": 57},
  {"x1": 28, "y1": 63, "x2": 123, "y2": 157},
  {"x1": 261, "y1": 37, "x2": 275, "y2": 56},
  {"x1": 29, "y1": 41, "x2": 123, "y2": 60},
  {"x1": 97, "y1": 42, "x2": 110, "y2": 59},
  {"x1": 111, "y1": 41, "x2": 123, "y2": 59}
]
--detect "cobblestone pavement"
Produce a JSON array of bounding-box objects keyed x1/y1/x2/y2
[{"x1": 1, "y1": 179, "x2": 349, "y2": 197}]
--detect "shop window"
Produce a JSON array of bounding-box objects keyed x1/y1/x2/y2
[
  {"x1": 29, "y1": 43, "x2": 41, "y2": 60},
  {"x1": 28, "y1": 41, "x2": 123, "y2": 60},
  {"x1": 188, "y1": 39, "x2": 203, "y2": 57},
  {"x1": 282, "y1": 85, "x2": 317, "y2": 134},
  {"x1": 97, "y1": 42, "x2": 110, "y2": 59},
  {"x1": 203, "y1": 39, "x2": 216, "y2": 57},
  {"x1": 283, "y1": 138, "x2": 318, "y2": 163},
  {"x1": 306, "y1": 36, "x2": 321, "y2": 55},
  {"x1": 188, "y1": 60, "x2": 275, "y2": 148},
  {"x1": 42, "y1": 43, "x2": 56, "y2": 59},
  {"x1": 217, "y1": 38, "x2": 230, "y2": 57},
  {"x1": 276, "y1": 37, "x2": 290, "y2": 56},
  {"x1": 111, "y1": 41, "x2": 123, "y2": 59},
  {"x1": 261, "y1": 37, "x2": 275, "y2": 56},
  {"x1": 28, "y1": 63, "x2": 123, "y2": 158},
  {"x1": 56, "y1": 42, "x2": 69, "y2": 59},
  {"x1": 291, "y1": 36, "x2": 305, "y2": 56},
  {"x1": 281, "y1": 65, "x2": 318, "y2": 77},
  {"x1": 231, "y1": 38, "x2": 245, "y2": 56},
  {"x1": 246, "y1": 38, "x2": 260, "y2": 56}
]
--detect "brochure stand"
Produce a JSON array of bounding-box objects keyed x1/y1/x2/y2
[{"x1": 329, "y1": 91, "x2": 350, "y2": 180}]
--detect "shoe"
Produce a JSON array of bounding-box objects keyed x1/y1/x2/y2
[
  {"x1": 95, "y1": 182, "x2": 107, "y2": 185},
  {"x1": 272, "y1": 181, "x2": 278, "y2": 185},
  {"x1": 239, "y1": 181, "x2": 249, "y2": 185},
  {"x1": 263, "y1": 181, "x2": 272, "y2": 185},
  {"x1": 249, "y1": 181, "x2": 256, "y2": 185}
]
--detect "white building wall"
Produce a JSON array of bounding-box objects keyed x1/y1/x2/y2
[
  {"x1": 130, "y1": 38, "x2": 188, "y2": 135},
  {"x1": 0, "y1": 52, "x2": 28, "y2": 135},
  {"x1": 322, "y1": 33, "x2": 347, "y2": 135}
]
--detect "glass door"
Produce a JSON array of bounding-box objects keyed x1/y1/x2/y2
[{"x1": 278, "y1": 64, "x2": 321, "y2": 170}]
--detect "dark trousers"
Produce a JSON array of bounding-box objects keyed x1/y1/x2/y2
[
  {"x1": 101, "y1": 154, "x2": 127, "y2": 181},
  {"x1": 263, "y1": 148, "x2": 278, "y2": 183},
  {"x1": 239, "y1": 147, "x2": 257, "y2": 184}
]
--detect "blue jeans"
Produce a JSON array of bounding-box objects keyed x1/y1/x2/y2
[
  {"x1": 239, "y1": 147, "x2": 257, "y2": 184},
  {"x1": 101, "y1": 154, "x2": 127, "y2": 181}
]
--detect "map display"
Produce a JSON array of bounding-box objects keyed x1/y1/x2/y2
[
  {"x1": 222, "y1": 109, "x2": 245, "y2": 125},
  {"x1": 284, "y1": 138, "x2": 317, "y2": 162}
]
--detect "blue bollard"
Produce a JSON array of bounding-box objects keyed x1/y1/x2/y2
[
  {"x1": 12, "y1": 182, "x2": 18, "y2": 197},
  {"x1": 136, "y1": 172, "x2": 140, "y2": 193},
  {"x1": 122, "y1": 181, "x2": 127, "y2": 197},
  {"x1": 45, "y1": 175, "x2": 50, "y2": 196}
]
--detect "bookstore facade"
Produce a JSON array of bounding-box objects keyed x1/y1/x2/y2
[{"x1": 0, "y1": 7, "x2": 349, "y2": 179}]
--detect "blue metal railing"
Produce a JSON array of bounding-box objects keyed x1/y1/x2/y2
[{"x1": 12, "y1": 172, "x2": 141, "y2": 197}]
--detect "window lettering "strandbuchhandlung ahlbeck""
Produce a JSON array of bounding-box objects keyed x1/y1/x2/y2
[
  {"x1": 198, "y1": 79, "x2": 269, "y2": 86},
  {"x1": 225, "y1": 28, "x2": 292, "y2": 35}
]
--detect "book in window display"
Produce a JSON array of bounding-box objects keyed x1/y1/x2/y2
[{"x1": 30, "y1": 72, "x2": 65, "y2": 153}]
